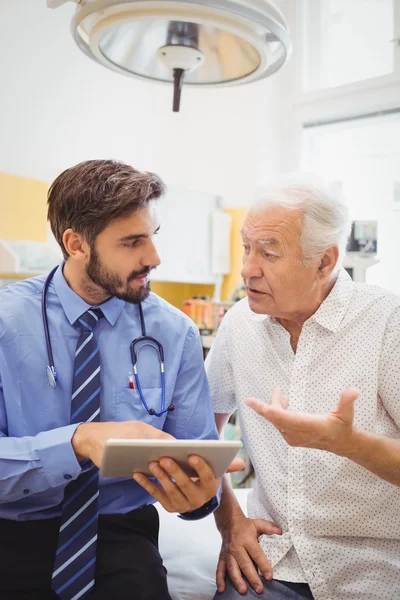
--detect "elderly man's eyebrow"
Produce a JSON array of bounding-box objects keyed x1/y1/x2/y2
[
  {"x1": 240, "y1": 232, "x2": 281, "y2": 248},
  {"x1": 259, "y1": 238, "x2": 280, "y2": 247}
]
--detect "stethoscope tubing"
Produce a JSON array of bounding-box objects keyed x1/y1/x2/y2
[{"x1": 41, "y1": 267, "x2": 174, "y2": 416}]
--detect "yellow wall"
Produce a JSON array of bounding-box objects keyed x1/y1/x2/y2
[
  {"x1": 221, "y1": 207, "x2": 248, "y2": 301},
  {"x1": 0, "y1": 171, "x2": 48, "y2": 241},
  {"x1": 0, "y1": 172, "x2": 248, "y2": 309}
]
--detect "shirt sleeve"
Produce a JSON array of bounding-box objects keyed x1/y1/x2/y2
[
  {"x1": 378, "y1": 306, "x2": 400, "y2": 428},
  {"x1": 162, "y1": 324, "x2": 222, "y2": 521},
  {"x1": 163, "y1": 324, "x2": 219, "y2": 441},
  {"x1": 205, "y1": 314, "x2": 237, "y2": 415},
  {"x1": 0, "y1": 374, "x2": 84, "y2": 503}
]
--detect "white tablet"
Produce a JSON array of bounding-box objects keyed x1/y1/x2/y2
[{"x1": 100, "y1": 438, "x2": 243, "y2": 479}]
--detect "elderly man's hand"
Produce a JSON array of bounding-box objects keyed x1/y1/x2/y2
[
  {"x1": 216, "y1": 514, "x2": 282, "y2": 595},
  {"x1": 246, "y1": 387, "x2": 360, "y2": 456}
]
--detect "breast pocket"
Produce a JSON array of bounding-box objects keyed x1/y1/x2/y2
[{"x1": 115, "y1": 387, "x2": 167, "y2": 428}]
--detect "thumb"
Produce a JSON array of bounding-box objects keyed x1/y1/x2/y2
[
  {"x1": 333, "y1": 387, "x2": 360, "y2": 423},
  {"x1": 254, "y1": 518, "x2": 282, "y2": 536},
  {"x1": 226, "y1": 457, "x2": 245, "y2": 473}
]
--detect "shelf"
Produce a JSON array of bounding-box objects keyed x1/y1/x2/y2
[{"x1": 0, "y1": 272, "x2": 40, "y2": 279}]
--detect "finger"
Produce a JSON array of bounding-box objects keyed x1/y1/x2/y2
[
  {"x1": 254, "y1": 518, "x2": 282, "y2": 537},
  {"x1": 148, "y1": 461, "x2": 190, "y2": 510},
  {"x1": 333, "y1": 387, "x2": 359, "y2": 423},
  {"x1": 226, "y1": 457, "x2": 245, "y2": 474},
  {"x1": 269, "y1": 387, "x2": 285, "y2": 408},
  {"x1": 246, "y1": 541, "x2": 273, "y2": 582},
  {"x1": 252, "y1": 519, "x2": 282, "y2": 580},
  {"x1": 226, "y1": 554, "x2": 248, "y2": 595},
  {"x1": 216, "y1": 556, "x2": 227, "y2": 593},
  {"x1": 280, "y1": 394, "x2": 289, "y2": 409},
  {"x1": 188, "y1": 455, "x2": 218, "y2": 489},
  {"x1": 233, "y1": 549, "x2": 264, "y2": 594},
  {"x1": 152, "y1": 429, "x2": 175, "y2": 440},
  {"x1": 245, "y1": 397, "x2": 272, "y2": 419},
  {"x1": 132, "y1": 472, "x2": 166, "y2": 503},
  {"x1": 157, "y1": 458, "x2": 198, "y2": 504}
]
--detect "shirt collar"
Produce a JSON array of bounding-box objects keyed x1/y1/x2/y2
[
  {"x1": 309, "y1": 268, "x2": 354, "y2": 333},
  {"x1": 52, "y1": 263, "x2": 126, "y2": 326},
  {"x1": 246, "y1": 267, "x2": 354, "y2": 333}
]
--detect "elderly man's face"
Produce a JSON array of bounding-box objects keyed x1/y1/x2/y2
[{"x1": 241, "y1": 206, "x2": 323, "y2": 319}]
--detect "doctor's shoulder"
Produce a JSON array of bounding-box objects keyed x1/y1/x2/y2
[
  {"x1": 141, "y1": 291, "x2": 198, "y2": 335},
  {"x1": 0, "y1": 275, "x2": 45, "y2": 334}
]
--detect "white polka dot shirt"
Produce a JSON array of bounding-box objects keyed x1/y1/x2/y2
[{"x1": 206, "y1": 269, "x2": 400, "y2": 600}]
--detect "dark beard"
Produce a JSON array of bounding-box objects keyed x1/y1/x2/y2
[{"x1": 86, "y1": 247, "x2": 152, "y2": 304}]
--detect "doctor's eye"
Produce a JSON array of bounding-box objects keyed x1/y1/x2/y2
[{"x1": 123, "y1": 240, "x2": 140, "y2": 248}]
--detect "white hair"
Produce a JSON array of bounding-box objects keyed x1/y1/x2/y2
[{"x1": 253, "y1": 173, "x2": 351, "y2": 273}]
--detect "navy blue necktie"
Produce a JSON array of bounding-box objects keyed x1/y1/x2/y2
[{"x1": 52, "y1": 308, "x2": 103, "y2": 600}]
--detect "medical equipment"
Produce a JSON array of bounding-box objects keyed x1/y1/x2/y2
[
  {"x1": 47, "y1": 0, "x2": 291, "y2": 112},
  {"x1": 42, "y1": 267, "x2": 174, "y2": 416}
]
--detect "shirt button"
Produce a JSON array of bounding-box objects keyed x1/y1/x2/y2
[
  {"x1": 23, "y1": 489, "x2": 30, "y2": 495},
  {"x1": 64, "y1": 474, "x2": 73, "y2": 480}
]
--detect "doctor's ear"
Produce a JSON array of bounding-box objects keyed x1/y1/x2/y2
[
  {"x1": 63, "y1": 229, "x2": 89, "y2": 261},
  {"x1": 317, "y1": 246, "x2": 339, "y2": 282}
]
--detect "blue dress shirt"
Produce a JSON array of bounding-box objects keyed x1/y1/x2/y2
[{"x1": 0, "y1": 265, "x2": 219, "y2": 521}]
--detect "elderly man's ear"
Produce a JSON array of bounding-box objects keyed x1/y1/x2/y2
[{"x1": 318, "y1": 246, "x2": 339, "y2": 281}]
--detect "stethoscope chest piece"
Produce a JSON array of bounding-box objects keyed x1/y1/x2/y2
[{"x1": 46, "y1": 366, "x2": 57, "y2": 389}]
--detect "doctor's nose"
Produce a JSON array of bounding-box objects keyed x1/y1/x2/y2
[{"x1": 142, "y1": 239, "x2": 161, "y2": 268}]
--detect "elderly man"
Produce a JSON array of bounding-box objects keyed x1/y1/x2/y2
[{"x1": 206, "y1": 175, "x2": 400, "y2": 600}]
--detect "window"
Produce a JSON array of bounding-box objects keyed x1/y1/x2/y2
[
  {"x1": 303, "y1": 113, "x2": 400, "y2": 294},
  {"x1": 304, "y1": 0, "x2": 397, "y2": 90}
]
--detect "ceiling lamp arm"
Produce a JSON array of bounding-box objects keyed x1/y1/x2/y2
[{"x1": 47, "y1": 0, "x2": 80, "y2": 7}]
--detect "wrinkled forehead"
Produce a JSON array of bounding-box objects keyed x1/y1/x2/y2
[{"x1": 241, "y1": 205, "x2": 303, "y2": 247}]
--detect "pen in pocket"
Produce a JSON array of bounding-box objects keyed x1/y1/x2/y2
[{"x1": 128, "y1": 372, "x2": 135, "y2": 389}]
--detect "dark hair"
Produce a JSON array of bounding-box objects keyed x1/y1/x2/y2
[{"x1": 47, "y1": 159, "x2": 166, "y2": 259}]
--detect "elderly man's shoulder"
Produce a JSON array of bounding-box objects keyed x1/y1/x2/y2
[
  {"x1": 350, "y1": 280, "x2": 400, "y2": 326},
  {"x1": 352, "y1": 280, "x2": 400, "y2": 308}
]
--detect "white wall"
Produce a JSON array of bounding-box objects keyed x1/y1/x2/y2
[{"x1": 0, "y1": 0, "x2": 285, "y2": 208}]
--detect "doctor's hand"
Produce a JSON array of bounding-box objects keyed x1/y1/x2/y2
[
  {"x1": 72, "y1": 420, "x2": 174, "y2": 467},
  {"x1": 246, "y1": 386, "x2": 360, "y2": 456},
  {"x1": 133, "y1": 455, "x2": 244, "y2": 514},
  {"x1": 216, "y1": 513, "x2": 282, "y2": 595}
]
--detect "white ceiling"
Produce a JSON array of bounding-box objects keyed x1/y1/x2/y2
[{"x1": 0, "y1": 0, "x2": 284, "y2": 206}]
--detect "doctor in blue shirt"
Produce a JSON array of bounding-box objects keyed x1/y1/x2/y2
[{"x1": 0, "y1": 160, "x2": 241, "y2": 600}]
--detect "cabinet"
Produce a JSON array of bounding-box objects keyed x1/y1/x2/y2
[{"x1": 152, "y1": 185, "x2": 219, "y2": 284}]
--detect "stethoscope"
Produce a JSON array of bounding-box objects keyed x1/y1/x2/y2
[{"x1": 42, "y1": 266, "x2": 175, "y2": 417}]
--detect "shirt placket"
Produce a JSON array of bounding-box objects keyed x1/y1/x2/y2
[{"x1": 286, "y1": 321, "x2": 324, "y2": 594}]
